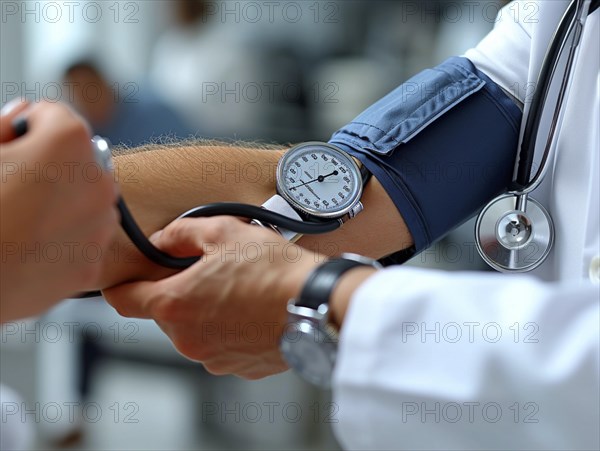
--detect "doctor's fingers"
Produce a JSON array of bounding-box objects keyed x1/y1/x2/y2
[
  {"x1": 0, "y1": 99, "x2": 29, "y2": 143},
  {"x1": 16, "y1": 102, "x2": 118, "y2": 211},
  {"x1": 153, "y1": 320, "x2": 288, "y2": 377},
  {"x1": 10, "y1": 102, "x2": 95, "y2": 164},
  {"x1": 104, "y1": 279, "x2": 166, "y2": 319},
  {"x1": 202, "y1": 356, "x2": 289, "y2": 380},
  {"x1": 104, "y1": 269, "x2": 213, "y2": 321},
  {"x1": 152, "y1": 216, "x2": 250, "y2": 258}
]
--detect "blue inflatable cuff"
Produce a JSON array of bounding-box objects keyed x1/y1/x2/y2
[{"x1": 329, "y1": 56, "x2": 522, "y2": 254}]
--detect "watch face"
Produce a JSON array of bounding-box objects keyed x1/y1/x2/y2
[
  {"x1": 280, "y1": 320, "x2": 336, "y2": 388},
  {"x1": 277, "y1": 142, "x2": 363, "y2": 218}
]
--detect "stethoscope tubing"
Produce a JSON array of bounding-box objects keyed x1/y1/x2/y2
[
  {"x1": 475, "y1": 0, "x2": 597, "y2": 273},
  {"x1": 118, "y1": 196, "x2": 341, "y2": 270},
  {"x1": 513, "y1": 0, "x2": 588, "y2": 194}
]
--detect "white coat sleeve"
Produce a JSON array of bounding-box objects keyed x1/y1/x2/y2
[{"x1": 332, "y1": 267, "x2": 600, "y2": 450}]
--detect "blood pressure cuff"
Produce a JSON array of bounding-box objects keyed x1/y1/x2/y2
[{"x1": 329, "y1": 56, "x2": 522, "y2": 257}]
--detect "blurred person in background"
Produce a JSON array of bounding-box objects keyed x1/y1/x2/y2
[
  {"x1": 64, "y1": 59, "x2": 193, "y2": 147},
  {"x1": 150, "y1": 0, "x2": 346, "y2": 142},
  {"x1": 150, "y1": 0, "x2": 277, "y2": 140}
]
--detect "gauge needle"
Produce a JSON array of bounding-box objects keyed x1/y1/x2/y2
[{"x1": 289, "y1": 171, "x2": 339, "y2": 190}]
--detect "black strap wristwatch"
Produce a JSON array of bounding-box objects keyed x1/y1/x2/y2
[{"x1": 279, "y1": 253, "x2": 382, "y2": 388}]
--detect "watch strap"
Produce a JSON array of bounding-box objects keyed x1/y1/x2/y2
[
  {"x1": 297, "y1": 254, "x2": 381, "y2": 310},
  {"x1": 258, "y1": 194, "x2": 304, "y2": 242},
  {"x1": 358, "y1": 159, "x2": 371, "y2": 185}
]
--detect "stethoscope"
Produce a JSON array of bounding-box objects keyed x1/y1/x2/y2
[
  {"x1": 89, "y1": 137, "x2": 343, "y2": 270},
  {"x1": 12, "y1": 0, "x2": 597, "y2": 277},
  {"x1": 475, "y1": 0, "x2": 598, "y2": 273}
]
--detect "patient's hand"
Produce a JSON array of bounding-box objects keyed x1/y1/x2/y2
[{"x1": 103, "y1": 217, "x2": 322, "y2": 379}]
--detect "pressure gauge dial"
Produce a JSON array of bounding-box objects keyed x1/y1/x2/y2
[{"x1": 276, "y1": 142, "x2": 364, "y2": 219}]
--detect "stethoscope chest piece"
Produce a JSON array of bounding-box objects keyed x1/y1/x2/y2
[
  {"x1": 472, "y1": 0, "x2": 594, "y2": 273},
  {"x1": 475, "y1": 194, "x2": 554, "y2": 273}
]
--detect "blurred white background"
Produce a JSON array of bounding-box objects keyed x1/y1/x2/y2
[{"x1": 1, "y1": 1, "x2": 504, "y2": 449}]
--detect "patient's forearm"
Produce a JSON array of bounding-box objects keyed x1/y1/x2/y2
[
  {"x1": 116, "y1": 143, "x2": 282, "y2": 226},
  {"x1": 96, "y1": 142, "x2": 413, "y2": 289}
]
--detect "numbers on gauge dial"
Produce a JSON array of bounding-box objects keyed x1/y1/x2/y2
[{"x1": 283, "y1": 150, "x2": 356, "y2": 213}]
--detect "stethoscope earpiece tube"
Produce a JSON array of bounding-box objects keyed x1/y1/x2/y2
[
  {"x1": 117, "y1": 198, "x2": 200, "y2": 269},
  {"x1": 513, "y1": 1, "x2": 577, "y2": 191},
  {"x1": 93, "y1": 137, "x2": 199, "y2": 269},
  {"x1": 91, "y1": 137, "x2": 198, "y2": 269}
]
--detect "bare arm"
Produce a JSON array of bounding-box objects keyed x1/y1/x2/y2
[{"x1": 96, "y1": 142, "x2": 413, "y2": 289}]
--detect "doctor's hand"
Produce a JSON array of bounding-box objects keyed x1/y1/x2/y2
[
  {"x1": 0, "y1": 100, "x2": 119, "y2": 321},
  {"x1": 104, "y1": 217, "x2": 328, "y2": 379}
]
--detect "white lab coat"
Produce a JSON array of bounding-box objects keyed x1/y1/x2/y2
[
  {"x1": 332, "y1": 1, "x2": 600, "y2": 450},
  {"x1": 0, "y1": 384, "x2": 34, "y2": 450}
]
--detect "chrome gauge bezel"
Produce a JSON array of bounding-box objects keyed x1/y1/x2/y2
[{"x1": 276, "y1": 142, "x2": 363, "y2": 219}]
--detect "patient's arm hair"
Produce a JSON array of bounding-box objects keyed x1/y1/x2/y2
[{"x1": 96, "y1": 140, "x2": 412, "y2": 289}]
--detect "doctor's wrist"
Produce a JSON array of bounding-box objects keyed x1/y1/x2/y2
[{"x1": 329, "y1": 266, "x2": 378, "y2": 330}]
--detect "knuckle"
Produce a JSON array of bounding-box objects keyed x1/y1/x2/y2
[
  {"x1": 109, "y1": 300, "x2": 128, "y2": 317},
  {"x1": 241, "y1": 372, "x2": 263, "y2": 381},
  {"x1": 36, "y1": 100, "x2": 66, "y2": 116},
  {"x1": 53, "y1": 109, "x2": 90, "y2": 142},
  {"x1": 163, "y1": 219, "x2": 189, "y2": 242},
  {"x1": 149, "y1": 290, "x2": 178, "y2": 322},
  {"x1": 202, "y1": 361, "x2": 228, "y2": 376},
  {"x1": 43, "y1": 121, "x2": 91, "y2": 165},
  {"x1": 63, "y1": 115, "x2": 92, "y2": 145},
  {"x1": 104, "y1": 289, "x2": 135, "y2": 318},
  {"x1": 111, "y1": 302, "x2": 135, "y2": 318},
  {"x1": 201, "y1": 221, "x2": 225, "y2": 244},
  {"x1": 173, "y1": 336, "x2": 212, "y2": 362},
  {"x1": 219, "y1": 216, "x2": 241, "y2": 235},
  {"x1": 205, "y1": 216, "x2": 242, "y2": 241}
]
